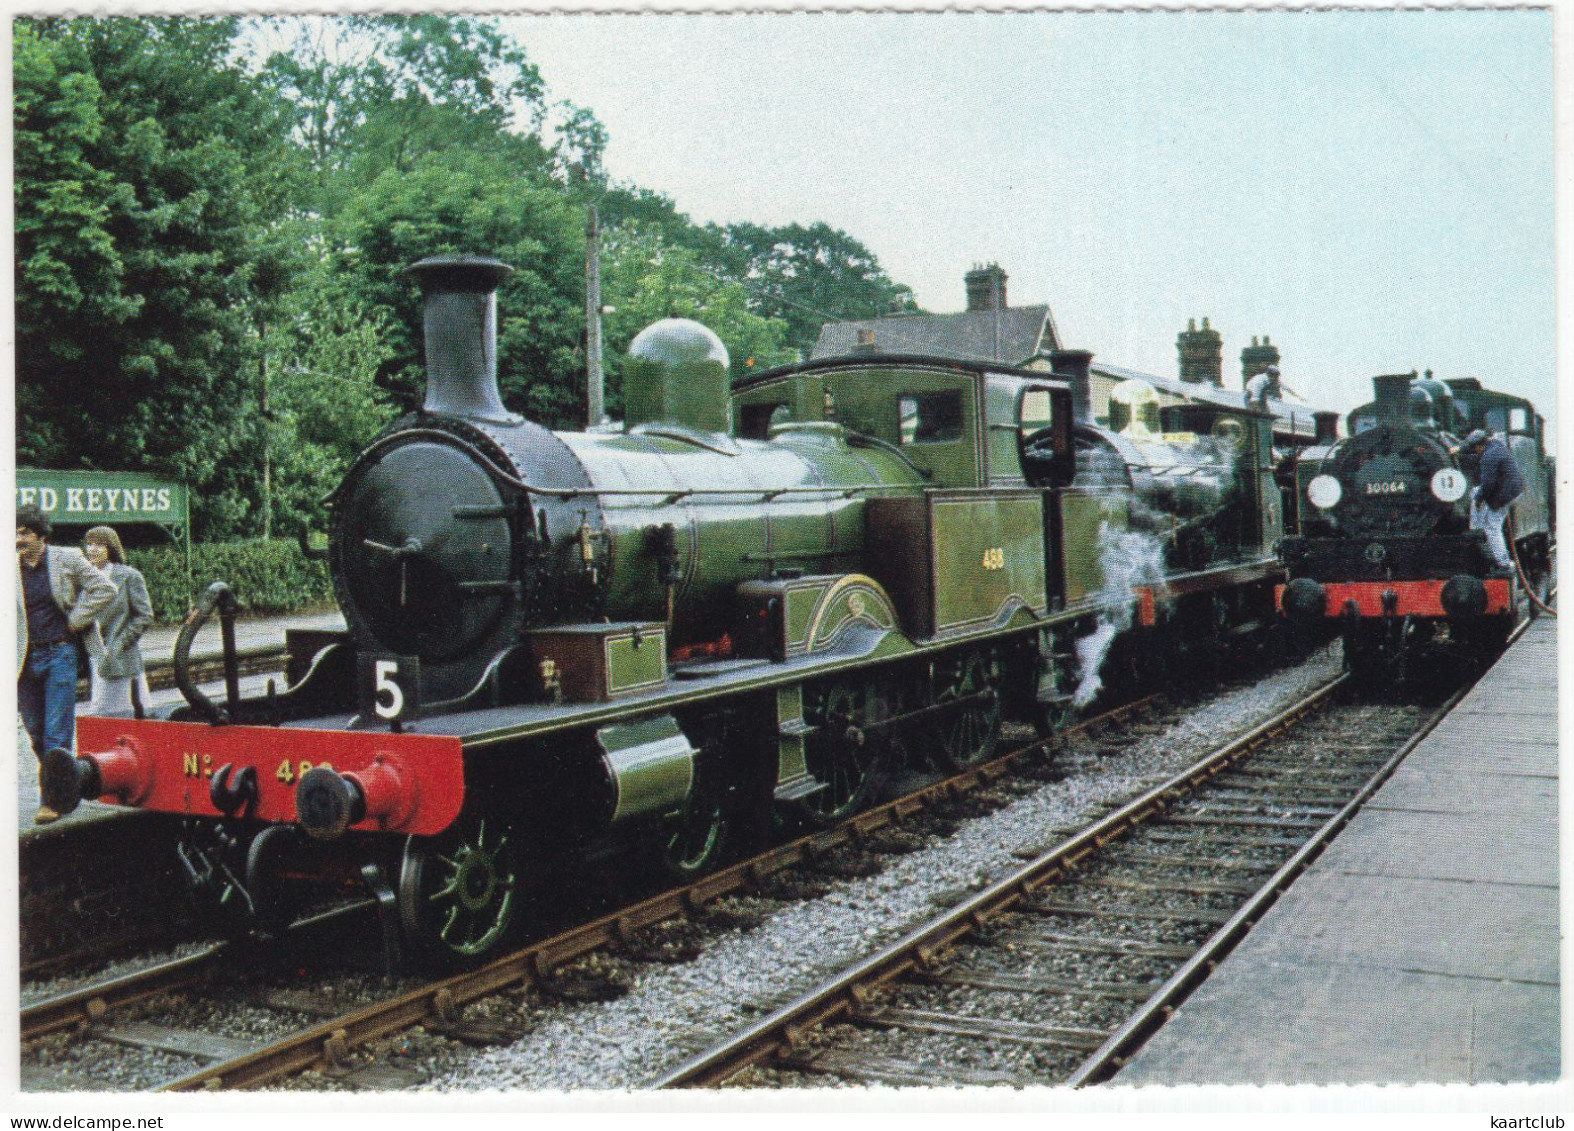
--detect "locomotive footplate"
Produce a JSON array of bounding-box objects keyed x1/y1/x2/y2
[
  {"x1": 1130, "y1": 560, "x2": 1282, "y2": 626},
  {"x1": 72, "y1": 717, "x2": 465, "y2": 836}
]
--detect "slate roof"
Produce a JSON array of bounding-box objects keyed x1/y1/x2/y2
[
  {"x1": 811, "y1": 306, "x2": 1061, "y2": 367},
  {"x1": 810, "y1": 305, "x2": 1322, "y2": 441},
  {"x1": 1092, "y1": 361, "x2": 1323, "y2": 441}
]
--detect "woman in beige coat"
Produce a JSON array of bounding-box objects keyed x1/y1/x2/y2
[{"x1": 81, "y1": 526, "x2": 153, "y2": 716}]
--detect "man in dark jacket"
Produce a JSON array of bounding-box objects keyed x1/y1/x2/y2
[
  {"x1": 1457, "y1": 429, "x2": 1526, "y2": 569},
  {"x1": 16, "y1": 505, "x2": 115, "y2": 822}
]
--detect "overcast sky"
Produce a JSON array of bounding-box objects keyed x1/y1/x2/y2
[{"x1": 498, "y1": 7, "x2": 1554, "y2": 431}]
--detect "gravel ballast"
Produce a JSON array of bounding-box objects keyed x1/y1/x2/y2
[{"x1": 416, "y1": 644, "x2": 1344, "y2": 1092}]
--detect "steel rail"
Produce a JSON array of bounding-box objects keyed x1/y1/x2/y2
[
  {"x1": 1065, "y1": 612, "x2": 1536, "y2": 1084},
  {"x1": 22, "y1": 947, "x2": 227, "y2": 1042},
  {"x1": 152, "y1": 695, "x2": 1159, "y2": 1092},
  {"x1": 21, "y1": 902, "x2": 371, "y2": 1042},
  {"x1": 653, "y1": 673, "x2": 1349, "y2": 1089},
  {"x1": 1065, "y1": 689, "x2": 1469, "y2": 1082}
]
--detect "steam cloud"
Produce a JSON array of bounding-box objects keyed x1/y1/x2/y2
[
  {"x1": 1065, "y1": 429, "x2": 1246, "y2": 709},
  {"x1": 1071, "y1": 522, "x2": 1170, "y2": 709}
]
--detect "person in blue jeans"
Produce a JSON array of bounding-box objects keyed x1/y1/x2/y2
[{"x1": 16, "y1": 505, "x2": 114, "y2": 822}]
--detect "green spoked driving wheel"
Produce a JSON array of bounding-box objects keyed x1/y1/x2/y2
[
  {"x1": 800, "y1": 678, "x2": 884, "y2": 823},
  {"x1": 661, "y1": 766, "x2": 728, "y2": 880},
  {"x1": 398, "y1": 813, "x2": 521, "y2": 967},
  {"x1": 931, "y1": 648, "x2": 1003, "y2": 771}
]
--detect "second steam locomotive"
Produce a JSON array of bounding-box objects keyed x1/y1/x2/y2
[{"x1": 1278, "y1": 371, "x2": 1552, "y2": 677}]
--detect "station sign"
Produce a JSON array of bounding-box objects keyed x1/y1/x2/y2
[{"x1": 15, "y1": 468, "x2": 188, "y2": 528}]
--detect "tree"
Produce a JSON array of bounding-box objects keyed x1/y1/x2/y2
[
  {"x1": 327, "y1": 149, "x2": 588, "y2": 428},
  {"x1": 256, "y1": 15, "x2": 556, "y2": 218},
  {"x1": 13, "y1": 22, "x2": 132, "y2": 464},
  {"x1": 600, "y1": 223, "x2": 794, "y2": 404},
  {"x1": 15, "y1": 12, "x2": 925, "y2": 549},
  {"x1": 555, "y1": 101, "x2": 609, "y2": 186},
  {"x1": 14, "y1": 17, "x2": 296, "y2": 534},
  {"x1": 261, "y1": 264, "x2": 397, "y2": 536},
  {"x1": 715, "y1": 221, "x2": 921, "y2": 357}
]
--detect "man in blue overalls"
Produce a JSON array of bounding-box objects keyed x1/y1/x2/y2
[{"x1": 1457, "y1": 429, "x2": 1526, "y2": 572}]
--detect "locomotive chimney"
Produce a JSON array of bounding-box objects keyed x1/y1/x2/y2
[
  {"x1": 405, "y1": 254, "x2": 517, "y2": 423},
  {"x1": 1372, "y1": 373, "x2": 1414, "y2": 428},
  {"x1": 1314, "y1": 410, "x2": 1340, "y2": 445},
  {"x1": 1050, "y1": 348, "x2": 1095, "y2": 426}
]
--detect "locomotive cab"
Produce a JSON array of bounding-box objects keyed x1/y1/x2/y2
[{"x1": 732, "y1": 353, "x2": 1075, "y2": 490}]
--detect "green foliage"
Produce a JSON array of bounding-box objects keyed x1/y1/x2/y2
[
  {"x1": 262, "y1": 265, "x2": 399, "y2": 535},
  {"x1": 600, "y1": 224, "x2": 795, "y2": 402},
  {"x1": 714, "y1": 221, "x2": 922, "y2": 357},
  {"x1": 257, "y1": 15, "x2": 556, "y2": 217},
  {"x1": 328, "y1": 150, "x2": 587, "y2": 427},
  {"x1": 128, "y1": 538, "x2": 333, "y2": 622},
  {"x1": 14, "y1": 17, "x2": 297, "y2": 535},
  {"x1": 556, "y1": 102, "x2": 609, "y2": 186},
  {"x1": 16, "y1": 13, "x2": 923, "y2": 551}
]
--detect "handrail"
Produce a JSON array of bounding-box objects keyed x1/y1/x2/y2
[
  {"x1": 296, "y1": 525, "x2": 329, "y2": 561},
  {"x1": 173, "y1": 582, "x2": 239, "y2": 724},
  {"x1": 326, "y1": 426, "x2": 911, "y2": 505}
]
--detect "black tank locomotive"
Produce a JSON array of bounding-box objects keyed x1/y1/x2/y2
[{"x1": 1278, "y1": 372, "x2": 1552, "y2": 677}]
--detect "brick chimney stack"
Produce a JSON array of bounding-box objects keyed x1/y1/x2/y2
[
  {"x1": 1241, "y1": 334, "x2": 1281, "y2": 382},
  {"x1": 1177, "y1": 317, "x2": 1223, "y2": 386},
  {"x1": 964, "y1": 263, "x2": 1009, "y2": 312}
]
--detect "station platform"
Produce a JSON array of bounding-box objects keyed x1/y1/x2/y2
[
  {"x1": 1117, "y1": 616, "x2": 1559, "y2": 1086},
  {"x1": 137, "y1": 608, "x2": 345, "y2": 674}
]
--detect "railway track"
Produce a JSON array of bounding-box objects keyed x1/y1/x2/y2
[
  {"x1": 22, "y1": 689, "x2": 1164, "y2": 1092},
  {"x1": 28, "y1": 624, "x2": 1506, "y2": 1093},
  {"x1": 651, "y1": 671, "x2": 1467, "y2": 1089},
  {"x1": 21, "y1": 902, "x2": 375, "y2": 1043}
]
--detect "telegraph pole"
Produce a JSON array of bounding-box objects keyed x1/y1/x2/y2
[
  {"x1": 585, "y1": 202, "x2": 604, "y2": 429},
  {"x1": 258, "y1": 315, "x2": 271, "y2": 540}
]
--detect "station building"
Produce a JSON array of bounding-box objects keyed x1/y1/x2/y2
[{"x1": 811, "y1": 263, "x2": 1320, "y2": 447}]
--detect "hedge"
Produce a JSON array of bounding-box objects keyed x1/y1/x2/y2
[{"x1": 126, "y1": 538, "x2": 335, "y2": 624}]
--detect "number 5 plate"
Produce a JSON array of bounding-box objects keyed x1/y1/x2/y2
[{"x1": 359, "y1": 653, "x2": 422, "y2": 724}]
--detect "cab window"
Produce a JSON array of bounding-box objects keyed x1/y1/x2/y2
[
  {"x1": 1019, "y1": 388, "x2": 1054, "y2": 439},
  {"x1": 899, "y1": 391, "x2": 963, "y2": 444},
  {"x1": 1018, "y1": 386, "x2": 1074, "y2": 488},
  {"x1": 739, "y1": 401, "x2": 789, "y2": 440}
]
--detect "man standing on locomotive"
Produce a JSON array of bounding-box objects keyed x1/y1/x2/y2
[
  {"x1": 1456, "y1": 429, "x2": 1525, "y2": 571},
  {"x1": 16, "y1": 504, "x2": 115, "y2": 822}
]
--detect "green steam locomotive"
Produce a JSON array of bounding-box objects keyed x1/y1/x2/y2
[{"x1": 56, "y1": 255, "x2": 1288, "y2": 966}]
